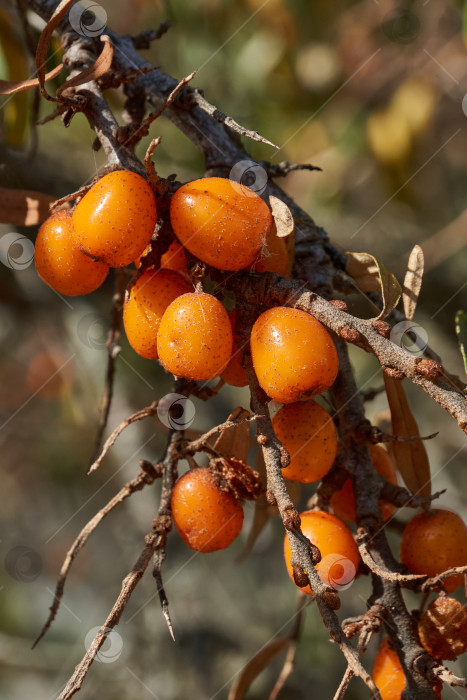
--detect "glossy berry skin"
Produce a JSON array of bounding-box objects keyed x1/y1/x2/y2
[
  {"x1": 400, "y1": 509, "x2": 467, "y2": 593},
  {"x1": 35, "y1": 211, "x2": 108, "y2": 295},
  {"x1": 72, "y1": 170, "x2": 157, "y2": 267},
  {"x1": 157, "y1": 292, "x2": 233, "y2": 380},
  {"x1": 171, "y1": 467, "x2": 244, "y2": 552},
  {"x1": 123, "y1": 269, "x2": 191, "y2": 360},
  {"x1": 221, "y1": 311, "x2": 248, "y2": 388},
  {"x1": 372, "y1": 639, "x2": 406, "y2": 700},
  {"x1": 170, "y1": 177, "x2": 272, "y2": 271},
  {"x1": 283, "y1": 510, "x2": 359, "y2": 595},
  {"x1": 251, "y1": 307, "x2": 339, "y2": 403},
  {"x1": 272, "y1": 400, "x2": 337, "y2": 483},
  {"x1": 331, "y1": 445, "x2": 397, "y2": 522}
]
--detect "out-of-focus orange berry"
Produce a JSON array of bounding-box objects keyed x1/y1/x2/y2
[
  {"x1": 170, "y1": 177, "x2": 272, "y2": 271},
  {"x1": 331, "y1": 444, "x2": 397, "y2": 522},
  {"x1": 372, "y1": 639, "x2": 406, "y2": 700},
  {"x1": 123, "y1": 269, "x2": 191, "y2": 360},
  {"x1": 250, "y1": 306, "x2": 338, "y2": 403},
  {"x1": 272, "y1": 400, "x2": 337, "y2": 483},
  {"x1": 400, "y1": 509, "x2": 467, "y2": 593},
  {"x1": 171, "y1": 467, "x2": 244, "y2": 552},
  {"x1": 35, "y1": 211, "x2": 108, "y2": 295},
  {"x1": 221, "y1": 310, "x2": 248, "y2": 388},
  {"x1": 283, "y1": 510, "x2": 359, "y2": 595},
  {"x1": 157, "y1": 292, "x2": 233, "y2": 380},
  {"x1": 72, "y1": 170, "x2": 157, "y2": 267}
]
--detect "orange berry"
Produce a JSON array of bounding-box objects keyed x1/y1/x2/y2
[
  {"x1": 254, "y1": 226, "x2": 290, "y2": 276},
  {"x1": 272, "y1": 400, "x2": 337, "y2": 483},
  {"x1": 123, "y1": 269, "x2": 192, "y2": 360},
  {"x1": 221, "y1": 310, "x2": 248, "y2": 388},
  {"x1": 283, "y1": 510, "x2": 359, "y2": 595},
  {"x1": 372, "y1": 639, "x2": 406, "y2": 700},
  {"x1": 35, "y1": 211, "x2": 108, "y2": 295},
  {"x1": 170, "y1": 177, "x2": 272, "y2": 271},
  {"x1": 157, "y1": 292, "x2": 233, "y2": 380},
  {"x1": 400, "y1": 509, "x2": 467, "y2": 593},
  {"x1": 72, "y1": 170, "x2": 157, "y2": 267},
  {"x1": 135, "y1": 240, "x2": 187, "y2": 275},
  {"x1": 251, "y1": 306, "x2": 339, "y2": 403},
  {"x1": 331, "y1": 444, "x2": 397, "y2": 522},
  {"x1": 171, "y1": 467, "x2": 244, "y2": 552}
]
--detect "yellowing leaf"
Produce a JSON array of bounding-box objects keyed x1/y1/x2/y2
[
  {"x1": 0, "y1": 187, "x2": 56, "y2": 225},
  {"x1": 346, "y1": 251, "x2": 402, "y2": 320},
  {"x1": 228, "y1": 637, "x2": 291, "y2": 700},
  {"x1": 402, "y1": 245, "x2": 424, "y2": 321},
  {"x1": 383, "y1": 375, "x2": 431, "y2": 499},
  {"x1": 213, "y1": 407, "x2": 251, "y2": 463},
  {"x1": 269, "y1": 195, "x2": 294, "y2": 238}
]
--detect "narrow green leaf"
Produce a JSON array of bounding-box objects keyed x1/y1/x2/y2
[{"x1": 455, "y1": 310, "x2": 467, "y2": 374}]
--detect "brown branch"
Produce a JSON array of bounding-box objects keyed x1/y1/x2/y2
[
  {"x1": 422, "y1": 565, "x2": 467, "y2": 591},
  {"x1": 182, "y1": 413, "x2": 258, "y2": 456},
  {"x1": 90, "y1": 269, "x2": 127, "y2": 466},
  {"x1": 33, "y1": 462, "x2": 162, "y2": 648},
  {"x1": 225, "y1": 272, "x2": 467, "y2": 433},
  {"x1": 88, "y1": 401, "x2": 159, "y2": 474}
]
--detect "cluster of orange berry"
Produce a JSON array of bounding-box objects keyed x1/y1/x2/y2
[{"x1": 35, "y1": 170, "x2": 467, "y2": 697}]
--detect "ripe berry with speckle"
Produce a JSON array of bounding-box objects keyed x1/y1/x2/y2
[
  {"x1": 72, "y1": 170, "x2": 157, "y2": 267},
  {"x1": 123, "y1": 269, "x2": 191, "y2": 360},
  {"x1": 35, "y1": 210, "x2": 108, "y2": 295},
  {"x1": 171, "y1": 467, "x2": 244, "y2": 552},
  {"x1": 170, "y1": 177, "x2": 272, "y2": 271},
  {"x1": 272, "y1": 400, "x2": 337, "y2": 483},
  {"x1": 400, "y1": 508, "x2": 467, "y2": 593},
  {"x1": 157, "y1": 292, "x2": 233, "y2": 380},
  {"x1": 250, "y1": 306, "x2": 339, "y2": 403}
]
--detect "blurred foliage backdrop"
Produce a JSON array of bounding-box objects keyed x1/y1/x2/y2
[{"x1": 1, "y1": 0, "x2": 467, "y2": 698}]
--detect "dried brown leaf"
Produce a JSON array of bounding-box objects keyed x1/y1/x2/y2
[
  {"x1": 269, "y1": 196, "x2": 294, "y2": 238},
  {"x1": 36, "y1": 0, "x2": 75, "y2": 98},
  {"x1": 57, "y1": 36, "x2": 114, "y2": 96},
  {"x1": 228, "y1": 637, "x2": 291, "y2": 700},
  {"x1": 383, "y1": 375, "x2": 431, "y2": 499},
  {"x1": 213, "y1": 407, "x2": 251, "y2": 463},
  {"x1": 346, "y1": 251, "x2": 402, "y2": 320},
  {"x1": 403, "y1": 245, "x2": 424, "y2": 321},
  {"x1": 0, "y1": 65, "x2": 63, "y2": 95},
  {"x1": 0, "y1": 187, "x2": 56, "y2": 225}
]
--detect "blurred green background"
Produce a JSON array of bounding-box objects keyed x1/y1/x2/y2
[{"x1": 1, "y1": 0, "x2": 467, "y2": 698}]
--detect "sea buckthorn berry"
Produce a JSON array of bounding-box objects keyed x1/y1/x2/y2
[
  {"x1": 170, "y1": 177, "x2": 273, "y2": 271},
  {"x1": 171, "y1": 467, "x2": 244, "y2": 552},
  {"x1": 123, "y1": 269, "x2": 191, "y2": 360},
  {"x1": 72, "y1": 170, "x2": 157, "y2": 267},
  {"x1": 283, "y1": 510, "x2": 359, "y2": 595},
  {"x1": 419, "y1": 596, "x2": 467, "y2": 661},
  {"x1": 272, "y1": 400, "x2": 337, "y2": 483},
  {"x1": 331, "y1": 444, "x2": 397, "y2": 522},
  {"x1": 372, "y1": 639, "x2": 406, "y2": 700},
  {"x1": 35, "y1": 211, "x2": 108, "y2": 296},
  {"x1": 157, "y1": 292, "x2": 233, "y2": 380},
  {"x1": 250, "y1": 307, "x2": 339, "y2": 403},
  {"x1": 254, "y1": 225, "x2": 290, "y2": 276},
  {"x1": 136, "y1": 240, "x2": 187, "y2": 275},
  {"x1": 400, "y1": 508, "x2": 467, "y2": 593},
  {"x1": 221, "y1": 310, "x2": 248, "y2": 387}
]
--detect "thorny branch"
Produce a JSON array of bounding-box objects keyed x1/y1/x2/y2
[{"x1": 23, "y1": 1, "x2": 467, "y2": 698}]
